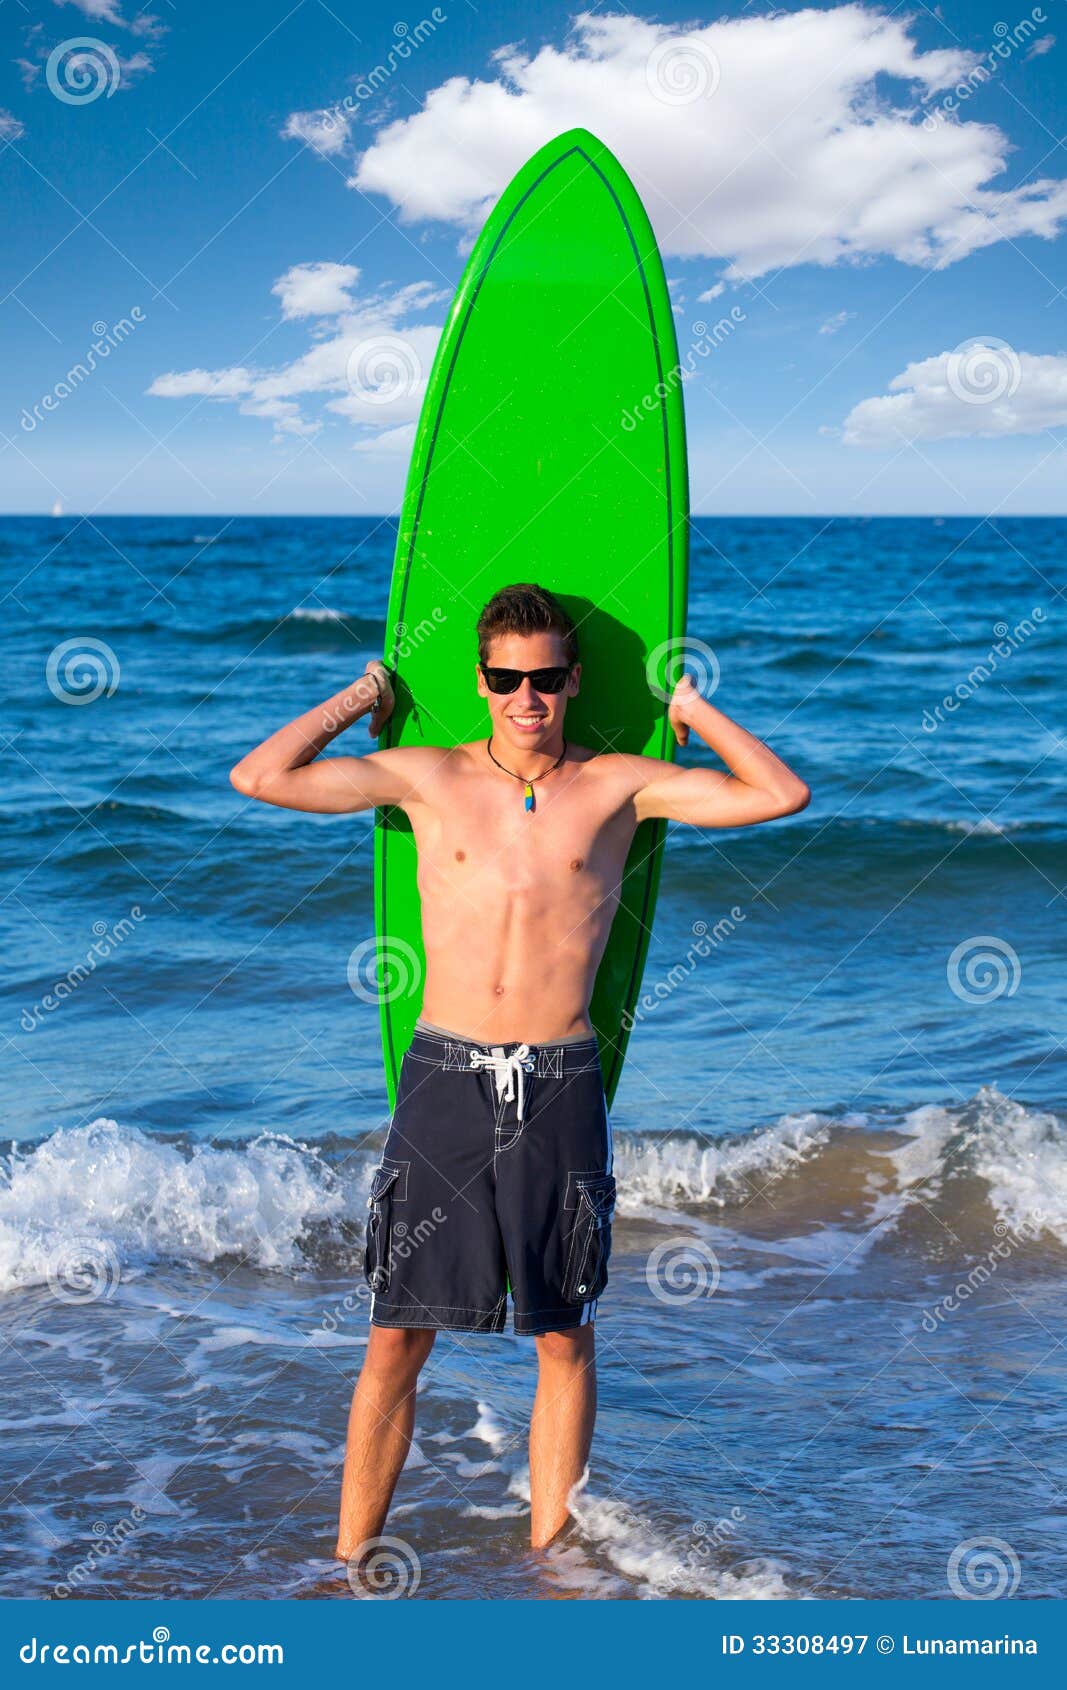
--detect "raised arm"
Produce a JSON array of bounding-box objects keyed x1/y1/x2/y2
[
  {"x1": 634, "y1": 675, "x2": 810, "y2": 828},
  {"x1": 229, "y1": 661, "x2": 431, "y2": 814}
]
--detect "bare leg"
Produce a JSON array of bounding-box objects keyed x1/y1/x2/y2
[
  {"x1": 335, "y1": 1325, "x2": 435, "y2": 1561},
  {"x1": 529, "y1": 1326, "x2": 597, "y2": 1548}
]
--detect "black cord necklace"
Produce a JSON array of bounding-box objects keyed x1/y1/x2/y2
[{"x1": 486, "y1": 736, "x2": 568, "y2": 813}]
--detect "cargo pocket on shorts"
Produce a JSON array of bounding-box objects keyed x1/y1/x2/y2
[
  {"x1": 364, "y1": 1160, "x2": 405, "y2": 1293},
  {"x1": 563, "y1": 1173, "x2": 616, "y2": 1304}
]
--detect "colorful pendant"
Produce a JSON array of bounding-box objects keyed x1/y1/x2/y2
[{"x1": 523, "y1": 782, "x2": 534, "y2": 813}]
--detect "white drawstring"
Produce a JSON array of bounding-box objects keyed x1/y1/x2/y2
[{"x1": 469, "y1": 1044, "x2": 536, "y2": 1121}]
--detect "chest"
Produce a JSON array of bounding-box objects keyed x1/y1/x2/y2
[{"x1": 415, "y1": 772, "x2": 628, "y2": 897}]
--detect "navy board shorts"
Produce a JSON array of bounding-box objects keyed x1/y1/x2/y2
[{"x1": 364, "y1": 1019, "x2": 616, "y2": 1335}]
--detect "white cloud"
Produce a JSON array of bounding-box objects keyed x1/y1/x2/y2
[
  {"x1": 282, "y1": 107, "x2": 352, "y2": 158},
  {"x1": 819, "y1": 310, "x2": 856, "y2": 335},
  {"x1": 54, "y1": 0, "x2": 165, "y2": 33},
  {"x1": 148, "y1": 368, "x2": 255, "y2": 399},
  {"x1": 0, "y1": 109, "x2": 25, "y2": 141},
  {"x1": 272, "y1": 261, "x2": 360, "y2": 319},
  {"x1": 352, "y1": 422, "x2": 417, "y2": 454},
  {"x1": 115, "y1": 51, "x2": 153, "y2": 85},
  {"x1": 351, "y1": 8, "x2": 1067, "y2": 280},
  {"x1": 1025, "y1": 35, "x2": 1056, "y2": 60},
  {"x1": 128, "y1": 12, "x2": 165, "y2": 38},
  {"x1": 842, "y1": 344, "x2": 1067, "y2": 444},
  {"x1": 54, "y1": 0, "x2": 127, "y2": 23},
  {"x1": 149, "y1": 269, "x2": 448, "y2": 443},
  {"x1": 23, "y1": 7, "x2": 163, "y2": 89}
]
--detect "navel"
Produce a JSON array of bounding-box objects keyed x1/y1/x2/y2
[
  {"x1": 570, "y1": 857, "x2": 584, "y2": 872},
  {"x1": 455, "y1": 849, "x2": 466, "y2": 862}
]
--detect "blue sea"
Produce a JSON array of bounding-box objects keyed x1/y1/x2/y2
[{"x1": 1, "y1": 514, "x2": 1064, "y2": 1600}]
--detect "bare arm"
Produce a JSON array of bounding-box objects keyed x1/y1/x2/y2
[
  {"x1": 229, "y1": 661, "x2": 429, "y2": 814},
  {"x1": 634, "y1": 676, "x2": 810, "y2": 827}
]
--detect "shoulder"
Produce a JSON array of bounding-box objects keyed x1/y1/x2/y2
[
  {"x1": 579, "y1": 750, "x2": 675, "y2": 797},
  {"x1": 362, "y1": 742, "x2": 471, "y2": 804}
]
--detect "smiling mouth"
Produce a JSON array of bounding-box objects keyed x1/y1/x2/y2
[{"x1": 508, "y1": 714, "x2": 547, "y2": 727}]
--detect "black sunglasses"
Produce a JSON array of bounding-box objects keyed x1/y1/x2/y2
[{"x1": 479, "y1": 663, "x2": 573, "y2": 695}]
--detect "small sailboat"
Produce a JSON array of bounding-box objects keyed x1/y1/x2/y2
[{"x1": 51, "y1": 499, "x2": 64, "y2": 518}]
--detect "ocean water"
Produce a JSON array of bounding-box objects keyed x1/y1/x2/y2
[{"x1": 1, "y1": 514, "x2": 1064, "y2": 1600}]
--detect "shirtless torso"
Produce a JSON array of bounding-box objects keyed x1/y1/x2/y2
[
  {"x1": 407, "y1": 743, "x2": 641, "y2": 1042},
  {"x1": 231, "y1": 630, "x2": 809, "y2": 1045}
]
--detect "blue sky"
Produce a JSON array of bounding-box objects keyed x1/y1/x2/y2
[{"x1": 1, "y1": 0, "x2": 1065, "y2": 514}]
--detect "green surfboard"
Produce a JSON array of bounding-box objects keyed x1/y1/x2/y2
[{"x1": 374, "y1": 127, "x2": 689, "y2": 1109}]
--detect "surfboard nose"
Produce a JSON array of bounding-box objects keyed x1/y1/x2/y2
[{"x1": 532, "y1": 127, "x2": 623, "y2": 171}]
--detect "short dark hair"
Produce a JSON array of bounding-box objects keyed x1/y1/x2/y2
[{"x1": 476, "y1": 583, "x2": 578, "y2": 665}]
